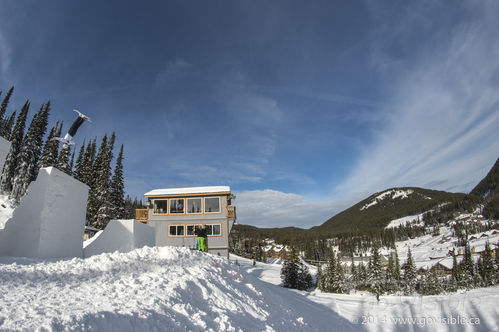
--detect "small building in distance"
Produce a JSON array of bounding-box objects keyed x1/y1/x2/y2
[{"x1": 137, "y1": 186, "x2": 236, "y2": 257}]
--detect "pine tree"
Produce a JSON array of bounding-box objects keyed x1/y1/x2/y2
[
  {"x1": 10, "y1": 102, "x2": 50, "y2": 201},
  {"x1": 403, "y1": 248, "x2": 417, "y2": 295},
  {"x1": 3, "y1": 111, "x2": 16, "y2": 140},
  {"x1": 56, "y1": 145, "x2": 71, "y2": 174},
  {"x1": 385, "y1": 252, "x2": 395, "y2": 293},
  {"x1": 68, "y1": 149, "x2": 75, "y2": 176},
  {"x1": 459, "y1": 243, "x2": 474, "y2": 289},
  {"x1": 420, "y1": 269, "x2": 443, "y2": 295},
  {"x1": 323, "y1": 249, "x2": 337, "y2": 292},
  {"x1": 0, "y1": 86, "x2": 14, "y2": 137},
  {"x1": 297, "y1": 262, "x2": 313, "y2": 291},
  {"x1": 1, "y1": 101, "x2": 30, "y2": 193},
  {"x1": 394, "y1": 248, "x2": 401, "y2": 283},
  {"x1": 368, "y1": 243, "x2": 384, "y2": 297},
  {"x1": 281, "y1": 247, "x2": 300, "y2": 289},
  {"x1": 480, "y1": 242, "x2": 495, "y2": 286},
  {"x1": 316, "y1": 264, "x2": 325, "y2": 290},
  {"x1": 87, "y1": 135, "x2": 114, "y2": 229},
  {"x1": 38, "y1": 120, "x2": 61, "y2": 170},
  {"x1": 80, "y1": 138, "x2": 96, "y2": 187},
  {"x1": 73, "y1": 139, "x2": 86, "y2": 182}
]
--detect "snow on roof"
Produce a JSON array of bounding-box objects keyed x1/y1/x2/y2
[{"x1": 145, "y1": 186, "x2": 231, "y2": 197}]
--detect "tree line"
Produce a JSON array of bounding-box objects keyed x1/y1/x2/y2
[
  {"x1": 0, "y1": 86, "x2": 141, "y2": 230},
  {"x1": 281, "y1": 240, "x2": 498, "y2": 297}
]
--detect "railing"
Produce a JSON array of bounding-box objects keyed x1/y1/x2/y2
[
  {"x1": 135, "y1": 209, "x2": 148, "y2": 223},
  {"x1": 227, "y1": 206, "x2": 236, "y2": 219}
]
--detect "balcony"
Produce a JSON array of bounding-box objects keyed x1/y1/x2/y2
[
  {"x1": 227, "y1": 206, "x2": 236, "y2": 219},
  {"x1": 135, "y1": 209, "x2": 148, "y2": 223}
]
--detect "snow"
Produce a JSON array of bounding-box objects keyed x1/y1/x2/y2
[
  {"x1": 145, "y1": 186, "x2": 231, "y2": 197},
  {"x1": 360, "y1": 189, "x2": 417, "y2": 211},
  {"x1": 83, "y1": 219, "x2": 155, "y2": 257},
  {"x1": 386, "y1": 213, "x2": 425, "y2": 228},
  {"x1": 229, "y1": 255, "x2": 499, "y2": 332},
  {"x1": 0, "y1": 247, "x2": 354, "y2": 331},
  {"x1": 0, "y1": 167, "x2": 88, "y2": 258}
]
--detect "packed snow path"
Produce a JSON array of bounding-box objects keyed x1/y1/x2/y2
[{"x1": 0, "y1": 246, "x2": 354, "y2": 331}]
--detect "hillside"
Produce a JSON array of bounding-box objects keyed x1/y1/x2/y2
[
  {"x1": 311, "y1": 187, "x2": 465, "y2": 234},
  {"x1": 470, "y1": 157, "x2": 499, "y2": 219}
]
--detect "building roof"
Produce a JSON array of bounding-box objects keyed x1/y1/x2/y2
[{"x1": 145, "y1": 186, "x2": 231, "y2": 197}]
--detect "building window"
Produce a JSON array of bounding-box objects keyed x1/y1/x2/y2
[
  {"x1": 187, "y1": 198, "x2": 202, "y2": 214},
  {"x1": 170, "y1": 198, "x2": 185, "y2": 214},
  {"x1": 204, "y1": 197, "x2": 220, "y2": 213},
  {"x1": 206, "y1": 224, "x2": 222, "y2": 236},
  {"x1": 186, "y1": 224, "x2": 196, "y2": 236},
  {"x1": 153, "y1": 200, "x2": 168, "y2": 214},
  {"x1": 169, "y1": 225, "x2": 184, "y2": 236}
]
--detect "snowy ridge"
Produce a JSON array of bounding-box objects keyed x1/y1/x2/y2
[
  {"x1": 0, "y1": 246, "x2": 352, "y2": 331},
  {"x1": 360, "y1": 189, "x2": 417, "y2": 211},
  {"x1": 385, "y1": 213, "x2": 424, "y2": 229}
]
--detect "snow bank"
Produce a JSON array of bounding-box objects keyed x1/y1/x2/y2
[
  {"x1": 0, "y1": 246, "x2": 354, "y2": 331},
  {"x1": 83, "y1": 219, "x2": 155, "y2": 257},
  {"x1": 0, "y1": 136, "x2": 11, "y2": 174},
  {"x1": 0, "y1": 167, "x2": 88, "y2": 258},
  {"x1": 361, "y1": 189, "x2": 416, "y2": 210}
]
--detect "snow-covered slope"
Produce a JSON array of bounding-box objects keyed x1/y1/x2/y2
[{"x1": 0, "y1": 246, "x2": 354, "y2": 331}]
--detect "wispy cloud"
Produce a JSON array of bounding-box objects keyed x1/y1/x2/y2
[
  {"x1": 338, "y1": 1, "x2": 499, "y2": 196},
  {"x1": 235, "y1": 189, "x2": 339, "y2": 228}
]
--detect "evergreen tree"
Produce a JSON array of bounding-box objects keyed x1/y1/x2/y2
[
  {"x1": 297, "y1": 262, "x2": 313, "y2": 291},
  {"x1": 394, "y1": 248, "x2": 401, "y2": 283},
  {"x1": 451, "y1": 250, "x2": 460, "y2": 284},
  {"x1": 87, "y1": 135, "x2": 114, "y2": 229},
  {"x1": 80, "y1": 138, "x2": 96, "y2": 187},
  {"x1": 56, "y1": 145, "x2": 71, "y2": 174},
  {"x1": 3, "y1": 111, "x2": 16, "y2": 140},
  {"x1": 38, "y1": 121, "x2": 61, "y2": 170},
  {"x1": 68, "y1": 149, "x2": 75, "y2": 176},
  {"x1": 10, "y1": 102, "x2": 50, "y2": 201},
  {"x1": 316, "y1": 264, "x2": 325, "y2": 290},
  {"x1": 403, "y1": 248, "x2": 417, "y2": 295},
  {"x1": 385, "y1": 252, "x2": 395, "y2": 293},
  {"x1": 420, "y1": 269, "x2": 443, "y2": 295},
  {"x1": 73, "y1": 140, "x2": 86, "y2": 182},
  {"x1": 480, "y1": 242, "x2": 495, "y2": 286},
  {"x1": 335, "y1": 251, "x2": 347, "y2": 293},
  {"x1": 0, "y1": 86, "x2": 14, "y2": 137},
  {"x1": 459, "y1": 243, "x2": 474, "y2": 289},
  {"x1": 368, "y1": 243, "x2": 384, "y2": 297},
  {"x1": 323, "y1": 249, "x2": 337, "y2": 292},
  {"x1": 1, "y1": 101, "x2": 30, "y2": 193},
  {"x1": 281, "y1": 247, "x2": 300, "y2": 289}
]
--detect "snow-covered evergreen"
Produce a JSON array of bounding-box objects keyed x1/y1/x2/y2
[{"x1": 1, "y1": 101, "x2": 30, "y2": 194}]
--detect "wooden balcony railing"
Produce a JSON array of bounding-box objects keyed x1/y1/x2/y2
[
  {"x1": 135, "y1": 209, "x2": 148, "y2": 223},
  {"x1": 227, "y1": 206, "x2": 236, "y2": 219}
]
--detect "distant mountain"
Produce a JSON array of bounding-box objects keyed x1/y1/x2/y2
[
  {"x1": 470, "y1": 157, "x2": 499, "y2": 219},
  {"x1": 310, "y1": 188, "x2": 465, "y2": 234}
]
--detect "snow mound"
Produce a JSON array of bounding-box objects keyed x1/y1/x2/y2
[
  {"x1": 0, "y1": 246, "x2": 354, "y2": 331},
  {"x1": 361, "y1": 189, "x2": 416, "y2": 210}
]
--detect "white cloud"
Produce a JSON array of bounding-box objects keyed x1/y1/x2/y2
[
  {"x1": 154, "y1": 57, "x2": 191, "y2": 88},
  {"x1": 235, "y1": 189, "x2": 356, "y2": 228},
  {"x1": 338, "y1": 2, "x2": 499, "y2": 196}
]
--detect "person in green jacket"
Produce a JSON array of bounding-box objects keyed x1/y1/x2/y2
[{"x1": 195, "y1": 224, "x2": 208, "y2": 252}]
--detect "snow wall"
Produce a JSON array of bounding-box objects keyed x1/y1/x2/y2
[
  {"x1": 83, "y1": 219, "x2": 155, "y2": 257},
  {"x1": 0, "y1": 137, "x2": 11, "y2": 172},
  {"x1": 0, "y1": 167, "x2": 89, "y2": 258}
]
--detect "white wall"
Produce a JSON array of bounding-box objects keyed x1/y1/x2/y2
[
  {"x1": 0, "y1": 167, "x2": 89, "y2": 258},
  {"x1": 0, "y1": 137, "x2": 11, "y2": 173},
  {"x1": 83, "y1": 219, "x2": 155, "y2": 257}
]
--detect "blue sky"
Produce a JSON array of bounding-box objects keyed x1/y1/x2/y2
[{"x1": 1, "y1": 1, "x2": 498, "y2": 228}]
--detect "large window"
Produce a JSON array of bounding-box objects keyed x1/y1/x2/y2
[
  {"x1": 206, "y1": 224, "x2": 222, "y2": 236},
  {"x1": 153, "y1": 200, "x2": 168, "y2": 214},
  {"x1": 204, "y1": 197, "x2": 220, "y2": 213},
  {"x1": 187, "y1": 198, "x2": 202, "y2": 214},
  {"x1": 170, "y1": 198, "x2": 185, "y2": 214},
  {"x1": 169, "y1": 225, "x2": 185, "y2": 236}
]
